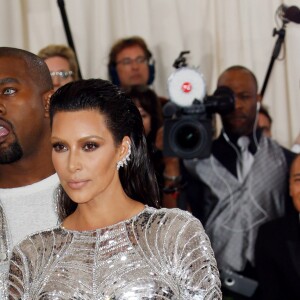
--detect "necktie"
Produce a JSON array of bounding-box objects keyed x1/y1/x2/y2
[{"x1": 237, "y1": 136, "x2": 254, "y2": 182}]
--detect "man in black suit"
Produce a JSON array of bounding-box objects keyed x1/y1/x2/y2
[
  {"x1": 255, "y1": 154, "x2": 300, "y2": 300},
  {"x1": 184, "y1": 65, "x2": 295, "y2": 299}
]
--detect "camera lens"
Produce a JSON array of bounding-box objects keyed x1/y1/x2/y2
[
  {"x1": 169, "y1": 119, "x2": 209, "y2": 159},
  {"x1": 175, "y1": 124, "x2": 201, "y2": 150}
]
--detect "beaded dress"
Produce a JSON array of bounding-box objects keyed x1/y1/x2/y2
[{"x1": 7, "y1": 207, "x2": 221, "y2": 299}]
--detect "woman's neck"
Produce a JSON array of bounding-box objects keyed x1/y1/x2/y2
[{"x1": 62, "y1": 197, "x2": 145, "y2": 231}]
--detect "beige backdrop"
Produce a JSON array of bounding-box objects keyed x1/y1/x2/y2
[{"x1": 1, "y1": 0, "x2": 300, "y2": 148}]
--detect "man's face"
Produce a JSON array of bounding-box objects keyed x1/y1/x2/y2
[
  {"x1": 218, "y1": 69, "x2": 259, "y2": 136},
  {"x1": 115, "y1": 45, "x2": 149, "y2": 88},
  {"x1": 289, "y1": 156, "x2": 300, "y2": 213},
  {"x1": 0, "y1": 56, "x2": 47, "y2": 163}
]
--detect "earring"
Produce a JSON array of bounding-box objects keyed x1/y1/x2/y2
[
  {"x1": 45, "y1": 94, "x2": 51, "y2": 112},
  {"x1": 117, "y1": 141, "x2": 131, "y2": 171}
]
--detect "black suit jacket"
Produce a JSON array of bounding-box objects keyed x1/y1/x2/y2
[
  {"x1": 185, "y1": 130, "x2": 295, "y2": 224},
  {"x1": 255, "y1": 210, "x2": 300, "y2": 300},
  {"x1": 183, "y1": 130, "x2": 295, "y2": 284}
]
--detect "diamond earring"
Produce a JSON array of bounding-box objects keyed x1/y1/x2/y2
[{"x1": 117, "y1": 141, "x2": 131, "y2": 171}]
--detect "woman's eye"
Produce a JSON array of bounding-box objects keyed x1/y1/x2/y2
[
  {"x1": 83, "y1": 142, "x2": 99, "y2": 151},
  {"x1": 3, "y1": 88, "x2": 16, "y2": 95},
  {"x1": 52, "y1": 143, "x2": 67, "y2": 152}
]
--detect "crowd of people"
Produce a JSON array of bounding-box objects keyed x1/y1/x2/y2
[{"x1": 0, "y1": 34, "x2": 299, "y2": 299}]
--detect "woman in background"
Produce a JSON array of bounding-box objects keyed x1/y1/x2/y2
[
  {"x1": 126, "y1": 85, "x2": 183, "y2": 208},
  {"x1": 7, "y1": 79, "x2": 221, "y2": 299},
  {"x1": 38, "y1": 44, "x2": 79, "y2": 91},
  {"x1": 125, "y1": 85, "x2": 165, "y2": 197}
]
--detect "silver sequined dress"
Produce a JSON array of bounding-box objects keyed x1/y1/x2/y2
[{"x1": 7, "y1": 207, "x2": 221, "y2": 299}]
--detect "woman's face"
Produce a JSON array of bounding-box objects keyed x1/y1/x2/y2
[
  {"x1": 45, "y1": 56, "x2": 74, "y2": 91},
  {"x1": 136, "y1": 103, "x2": 151, "y2": 136},
  {"x1": 51, "y1": 110, "x2": 128, "y2": 205}
]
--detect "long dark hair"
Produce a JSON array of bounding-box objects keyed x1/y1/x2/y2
[
  {"x1": 125, "y1": 85, "x2": 163, "y2": 146},
  {"x1": 50, "y1": 79, "x2": 160, "y2": 221}
]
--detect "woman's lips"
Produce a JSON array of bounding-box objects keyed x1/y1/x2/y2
[{"x1": 67, "y1": 180, "x2": 89, "y2": 190}]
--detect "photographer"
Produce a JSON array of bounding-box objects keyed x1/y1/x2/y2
[{"x1": 183, "y1": 66, "x2": 294, "y2": 299}]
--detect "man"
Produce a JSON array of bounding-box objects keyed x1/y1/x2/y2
[
  {"x1": 0, "y1": 47, "x2": 59, "y2": 294},
  {"x1": 185, "y1": 65, "x2": 294, "y2": 299},
  {"x1": 38, "y1": 44, "x2": 79, "y2": 91},
  {"x1": 255, "y1": 154, "x2": 300, "y2": 300},
  {"x1": 108, "y1": 36, "x2": 155, "y2": 89},
  {"x1": 108, "y1": 37, "x2": 180, "y2": 208}
]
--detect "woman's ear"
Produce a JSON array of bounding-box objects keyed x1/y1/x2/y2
[
  {"x1": 119, "y1": 136, "x2": 131, "y2": 159},
  {"x1": 116, "y1": 137, "x2": 132, "y2": 171}
]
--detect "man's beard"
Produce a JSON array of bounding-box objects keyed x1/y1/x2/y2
[{"x1": 0, "y1": 141, "x2": 23, "y2": 164}]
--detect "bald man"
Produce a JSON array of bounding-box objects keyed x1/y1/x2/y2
[{"x1": 185, "y1": 65, "x2": 295, "y2": 299}]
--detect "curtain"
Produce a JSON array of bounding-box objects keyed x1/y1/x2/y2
[{"x1": 1, "y1": 0, "x2": 300, "y2": 148}]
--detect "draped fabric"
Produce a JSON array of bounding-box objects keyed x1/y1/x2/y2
[
  {"x1": 186, "y1": 136, "x2": 287, "y2": 271},
  {"x1": 1, "y1": 0, "x2": 300, "y2": 147}
]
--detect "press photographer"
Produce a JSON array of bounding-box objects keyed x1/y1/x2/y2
[
  {"x1": 163, "y1": 51, "x2": 235, "y2": 159},
  {"x1": 182, "y1": 64, "x2": 295, "y2": 300}
]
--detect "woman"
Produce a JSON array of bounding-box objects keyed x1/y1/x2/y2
[
  {"x1": 125, "y1": 85, "x2": 165, "y2": 197},
  {"x1": 38, "y1": 44, "x2": 79, "y2": 91},
  {"x1": 125, "y1": 85, "x2": 183, "y2": 208},
  {"x1": 7, "y1": 79, "x2": 221, "y2": 299}
]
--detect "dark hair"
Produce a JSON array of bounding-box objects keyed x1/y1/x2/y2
[
  {"x1": 50, "y1": 79, "x2": 160, "y2": 221},
  {"x1": 218, "y1": 65, "x2": 259, "y2": 92},
  {"x1": 259, "y1": 104, "x2": 273, "y2": 124},
  {"x1": 125, "y1": 85, "x2": 163, "y2": 145},
  {"x1": 0, "y1": 47, "x2": 53, "y2": 92},
  {"x1": 108, "y1": 36, "x2": 152, "y2": 68}
]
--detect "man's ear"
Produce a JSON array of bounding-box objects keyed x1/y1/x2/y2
[{"x1": 43, "y1": 90, "x2": 54, "y2": 118}]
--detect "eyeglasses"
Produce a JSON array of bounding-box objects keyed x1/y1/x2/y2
[
  {"x1": 116, "y1": 56, "x2": 148, "y2": 67},
  {"x1": 50, "y1": 70, "x2": 73, "y2": 79}
]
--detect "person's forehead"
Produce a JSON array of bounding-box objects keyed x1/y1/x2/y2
[
  {"x1": 0, "y1": 56, "x2": 40, "y2": 92},
  {"x1": 218, "y1": 70, "x2": 256, "y2": 90},
  {"x1": 291, "y1": 156, "x2": 300, "y2": 174},
  {"x1": 0, "y1": 56, "x2": 29, "y2": 79},
  {"x1": 45, "y1": 56, "x2": 70, "y2": 66},
  {"x1": 220, "y1": 69, "x2": 253, "y2": 81},
  {"x1": 0, "y1": 55, "x2": 26, "y2": 67},
  {"x1": 116, "y1": 45, "x2": 146, "y2": 58}
]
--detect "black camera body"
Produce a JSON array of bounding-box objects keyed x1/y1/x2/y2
[
  {"x1": 163, "y1": 51, "x2": 234, "y2": 160},
  {"x1": 163, "y1": 90, "x2": 234, "y2": 159}
]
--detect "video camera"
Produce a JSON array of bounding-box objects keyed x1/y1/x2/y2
[{"x1": 163, "y1": 51, "x2": 235, "y2": 159}]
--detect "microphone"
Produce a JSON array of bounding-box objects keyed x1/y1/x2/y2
[{"x1": 278, "y1": 4, "x2": 300, "y2": 24}]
